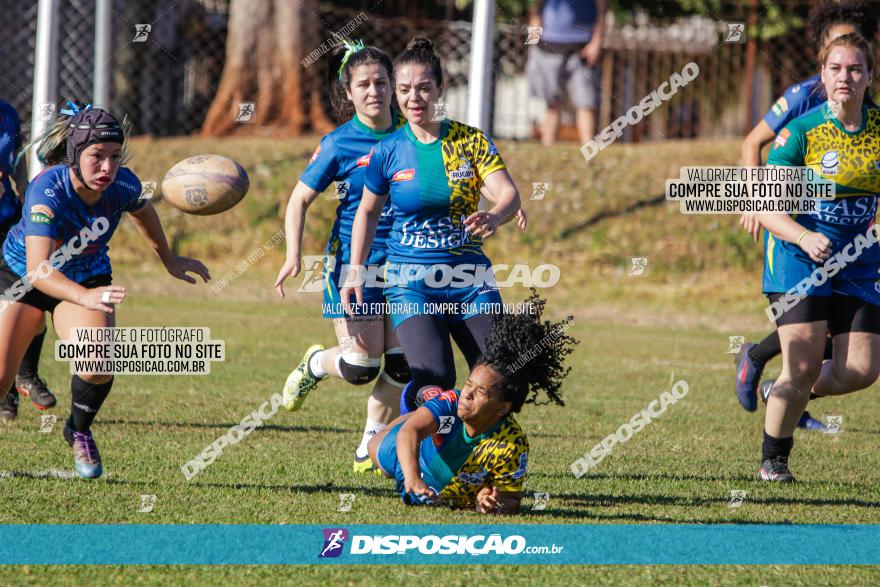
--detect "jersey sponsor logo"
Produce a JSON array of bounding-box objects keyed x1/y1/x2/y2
[
  {"x1": 43, "y1": 188, "x2": 55, "y2": 198},
  {"x1": 30, "y1": 213, "x2": 52, "y2": 224},
  {"x1": 813, "y1": 195, "x2": 876, "y2": 226},
  {"x1": 448, "y1": 159, "x2": 474, "y2": 180},
  {"x1": 457, "y1": 467, "x2": 488, "y2": 486},
  {"x1": 309, "y1": 145, "x2": 321, "y2": 164},
  {"x1": 774, "y1": 128, "x2": 790, "y2": 148},
  {"x1": 512, "y1": 451, "x2": 528, "y2": 480},
  {"x1": 771, "y1": 97, "x2": 789, "y2": 117},
  {"x1": 439, "y1": 389, "x2": 458, "y2": 403},
  {"x1": 29, "y1": 204, "x2": 54, "y2": 219},
  {"x1": 357, "y1": 149, "x2": 372, "y2": 167},
  {"x1": 821, "y1": 150, "x2": 839, "y2": 175},
  {"x1": 392, "y1": 168, "x2": 416, "y2": 182},
  {"x1": 399, "y1": 215, "x2": 471, "y2": 250}
]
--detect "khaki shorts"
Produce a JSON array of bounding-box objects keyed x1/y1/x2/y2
[{"x1": 527, "y1": 42, "x2": 600, "y2": 110}]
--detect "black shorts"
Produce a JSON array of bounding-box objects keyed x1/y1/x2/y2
[
  {"x1": 768, "y1": 293, "x2": 880, "y2": 335},
  {"x1": 0, "y1": 259, "x2": 112, "y2": 313}
]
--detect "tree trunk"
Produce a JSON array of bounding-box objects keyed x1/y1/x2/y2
[{"x1": 201, "y1": 0, "x2": 333, "y2": 136}]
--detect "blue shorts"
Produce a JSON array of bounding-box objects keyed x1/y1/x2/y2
[
  {"x1": 322, "y1": 236, "x2": 388, "y2": 319},
  {"x1": 376, "y1": 422, "x2": 442, "y2": 506},
  {"x1": 763, "y1": 230, "x2": 880, "y2": 306},
  {"x1": 383, "y1": 259, "x2": 503, "y2": 329}
]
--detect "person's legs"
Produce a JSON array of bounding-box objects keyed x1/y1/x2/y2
[
  {"x1": 52, "y1": 299, "x2": 115, "y2": 478},
  {"x1": 0, "y1": 302, "x2": 44, "y2": 421},
  {"x1": 395, "y1": 313, "x2": 457, "y2": 410},
  {"x1": 812, "y1": 296, "x2": 880, "y2": 396},
  {"x1": 541, "y1": 106, "x2": 561, "y2": 146},
  {"x1": 16, "y1": 313, "x2": 57, "y2": 410},
  {"x1": 449, "y1": 312, "x2": 495, "y2": 368},
  {"x1": 760, "y1": 320, "x2": 825, "y2": 481},
  {"x1": 352, "y1": 316, "x2": 407, "y2": 467},
  {"x1": 575, "y1": 108, "x2": 597, "y2": 145}
]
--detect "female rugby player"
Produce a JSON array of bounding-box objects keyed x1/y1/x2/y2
[
  {"x1": 342, "y1": 37, "x2": 523, "y2": 407},
  {"x1": 735, "y1": 1, "x2": 878, "y2": 417},
  {"x1": 368, "y1": 292, "x2": 575, "y2": 512},
  {"x1": 0, "y1": 105, "x2": 209, "y2": 478},
  {"x1": 757, "y1": 33, "x2": 880, "y2": 481},
  {"x1": 0, "y1": 99, "x2": 56, "y2": 421},
  {"x1": 274, "y1": 42, "x2": 412, "y2": 473}
]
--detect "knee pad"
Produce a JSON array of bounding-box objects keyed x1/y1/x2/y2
[
  {"x1": 380, "y1": 348, "x2": 411, "y2": 387},
  {"x1": 336, "y1": 353, "x2": 381, "y2": 385}
]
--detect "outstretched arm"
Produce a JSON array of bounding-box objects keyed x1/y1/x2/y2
[{"x1": 128, "y1": 201, "x2": 210, "y2": 283}]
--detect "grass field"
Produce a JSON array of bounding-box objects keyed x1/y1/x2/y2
[{"x1": 1, "y1": 137, "x2": 879, "y2": 584}]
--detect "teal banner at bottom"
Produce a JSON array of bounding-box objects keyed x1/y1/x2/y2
[{"x1": 0, "y1": 524, "x2": 877, "y2": 565}]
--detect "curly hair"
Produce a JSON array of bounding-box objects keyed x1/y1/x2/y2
[
  {"x1": 807, "y1": 0, "x2": 878, "y2": 48},
  {"x1": 477, "y1": 290, "x2": 578, "y2": 413}
]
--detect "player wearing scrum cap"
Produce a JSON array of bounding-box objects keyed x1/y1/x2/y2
[{"x1": 0, "y1": 103, "x2": 209, "y2": 478}]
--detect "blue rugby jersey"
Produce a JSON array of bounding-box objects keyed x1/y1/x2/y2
[
  {"x1": 300, "y1": 113, "x2": 403, "y2": 248},
  {"x1": 3, "y1": 164, "x2": 145, "y2": 283},
  {"x1": 0, "y1": 100, "x2": 23, "y2": 225}
]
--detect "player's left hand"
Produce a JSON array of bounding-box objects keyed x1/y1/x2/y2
[
  {"x1": 164, "y1": 255, "x2": 211, "y2": 284},
  {"x1": 464, "y1": 210, "x2": 501, "y2": 239}
]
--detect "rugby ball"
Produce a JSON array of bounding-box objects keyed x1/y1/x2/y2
[{"x1": 161, "y1": 154, "x2": 249, "y2": 215}]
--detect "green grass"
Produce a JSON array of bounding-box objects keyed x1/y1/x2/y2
[{"x1": 1, "y1": 137, "x2": 879, "y2": 583}]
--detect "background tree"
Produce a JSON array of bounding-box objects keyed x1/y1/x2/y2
[{"x1": 201, "y1": 0, "x2": 333, "y2": 137}]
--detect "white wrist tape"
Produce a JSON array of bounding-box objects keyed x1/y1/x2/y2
[{"x1": 102, "y1": 291, "x2": 113, "y2": 304}]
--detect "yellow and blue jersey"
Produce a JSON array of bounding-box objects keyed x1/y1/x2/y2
[
  {"x1": 2, "y1": 164, "x2": 145, "y2": 283},
  {"x1": 364, "y1": 119, "x2": 507, "y2": 264},
  {"x1": 300, "y1": 113, "x2": 403, "y2": 248},
  {"x1": 763, "y1": 103, "x2": 880, "y2": 302},
  {"x1": 0, "y1": 100, "x2": 22, "y2": 226},
  {"x1": 377, "y1": 389, "x2": 529, "y2": 508}
]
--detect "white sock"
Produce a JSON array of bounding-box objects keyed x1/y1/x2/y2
[
  {"x1": 308, "y1": 351, "x2": 327, "y2": 378},
  {"x1": 356, "y1": 419, "x2": 387, "y2": 459}
]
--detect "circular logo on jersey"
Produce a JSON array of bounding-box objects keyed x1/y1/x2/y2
[
  {"x1": 448, "y1": 158, "x2": 474, "y2": 181},
  {"x1": 821, "y1": 151, "x2": 840, "y2": 175}
]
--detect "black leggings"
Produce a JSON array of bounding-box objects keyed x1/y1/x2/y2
[{"x1": 394, "y1": 313, "x2": 495, "y2": 390}]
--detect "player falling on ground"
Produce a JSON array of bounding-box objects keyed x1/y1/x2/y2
[
  {"x1": 368, "y1": 291, "x2": 575, "y2": 512},
  {"x1": 342, "y1": 37, "x2": 524, "y2": 411},
  {"x1": 735, "y1": 1, "x2": 878, "y2": 427},
  {"x1": 274, "y1": 41, "x2": 411, "y2": 473},
  {"x1": 0, "y1": 99, "x2": 57, "y2": 421},
  {"x1": 756, "y1": 34, "x2": 880, "y2": 481},
  {"x1": 0, "y1": 104, "x2": 209, "y2": 478}
]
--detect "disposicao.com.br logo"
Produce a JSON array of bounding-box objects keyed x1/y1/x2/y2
[{"x1": 318, "y1": 528, "x2": 564, "y2": 557}]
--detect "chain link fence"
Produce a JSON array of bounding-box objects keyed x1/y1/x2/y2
[{"x1": 0, "y1": 0, "x2": 876, "y2": 143}]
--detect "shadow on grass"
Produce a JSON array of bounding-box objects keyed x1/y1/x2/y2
[
  {"x1": 99, "y1": 418, "x2": 354, "y2": 434},
  {"x1": 104, "y1": 477, "x2": 393, "y2": 498},
  {"x1": 558, "y1": 194, "x2": 667, "y2": 239}
]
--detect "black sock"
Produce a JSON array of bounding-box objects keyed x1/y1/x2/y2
[
  {"x1": 762, "y1": 430, "x2": 793, "y2": 462},
  {"x1": 748, "y1": 331, "x2": 781, "y2": 365},
  {"x1": 18, "y1": 328, "x2": 47, "y2": 379},
  {"x1": 822, "y1": 336, "x2": 833, "y2": 361},
  {"x1": 70, "y1": 375, "x2": 114, "y2": 433}
]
